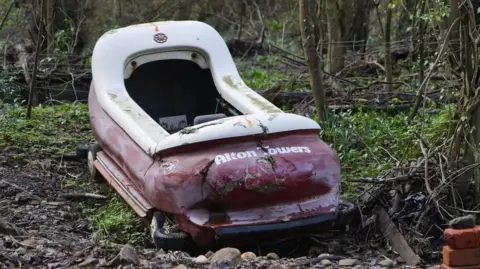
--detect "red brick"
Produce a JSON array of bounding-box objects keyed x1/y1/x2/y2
[
  {"x1": 443, "y1": 246, "x2": 480, "y2": 267},
  {"x1": 445, "y1": 226, "x2": 480, "y2": 249},
  {"x1": 441, "y1": 264, "x2": 480, "y2": 269}
]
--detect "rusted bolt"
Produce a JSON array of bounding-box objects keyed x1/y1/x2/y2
[
  {"x1": 131, "y1": 61, "x2": 137, "y2": 70},
  {"x1": 191, "y1": 53, "x2": 197, "y2": 59}
]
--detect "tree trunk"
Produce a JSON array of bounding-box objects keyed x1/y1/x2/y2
[
  {"x1": 384, "y1": 2, "x2": 393, "y2": 92},
  {"x1": 446, "y1": 0, "x2": 480, "y2": 197},
  {"x1": 346, "y1": 0, "x2": 371, "y2": 52},
  {"x1": 324, "y1": 0, "x2": 364, "y2": 73},
  {"x1": 408, "y1": 0, "x2": 427, "y2": 120},
  {"x1": 396, "y1": 0, "x2": 414, "y2": 40},
  {"x1": 299, "y1": 0, "x2": 326, "y2": 121},
  {"x1": 325, "y1": 0, "x2": 344, "y2": 73},
  {"x1": 44, "y1": 0, "x2": 54, "y2": 55},
  {"x1": 461, "y1": 0, "x2": 480, "y2": 194},
  {"x1": 448, "y1": 0, "x2": 461, "y2": 65},
  {"x1": 27, "y1": 0, "x2": 45, "y2": 119},
  {"x1": 312, "y1": 0, "x2": 323, "y2": 47}
]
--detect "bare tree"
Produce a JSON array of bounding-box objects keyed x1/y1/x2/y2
[
  {"x1": 45, "y1": 0, "x2": 54, "y2": 55},
  {"x1": 459, "y1": 0, "x2": 480, "y2": 192},
  {"x1": 299, "y1": 0, "x2": 326, "y2": 121},
  {"x1": 323, "y1": 0, "x2": 366, "y2": 73},
  {"x1": 324, "y1": 0, "x2": 344, "y2": 73},
  {"x1": 384, "y1": 1, "x2": 393, "y2": 92},
  {"x1": 26, "y1": 0, "x2": 45, "y2": 119}
]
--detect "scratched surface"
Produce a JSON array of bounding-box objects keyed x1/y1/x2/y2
[{"x1": 89, "y1": 85, "x2": 341, "y2": 245}]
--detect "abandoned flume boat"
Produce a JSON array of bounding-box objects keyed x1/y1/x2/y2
[{"x1": 84, "y1": 20, "x2": 358, "y2": 250}]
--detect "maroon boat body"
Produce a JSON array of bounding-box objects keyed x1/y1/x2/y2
[{"x1": 88, "y1": 85, "x2": 342, "y2": 246}]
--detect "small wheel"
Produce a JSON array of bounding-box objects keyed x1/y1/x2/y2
[
  {"x1": 76, "y1": 144, "x2": 89, "y2": 159},
  {"x1": 335, "y1": 199, "x2": 360, "y2": 228},
  {"x1": 87, "y1": 143, "x2": 102, "y2": 181},
  {"x1": 150, "y1": 211, "x2": 191, "y2": 250}
]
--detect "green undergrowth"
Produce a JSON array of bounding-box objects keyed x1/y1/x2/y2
[
  {"x1": 237, "y1": 55, "x2": 298, "y2": 91},
  {"x1": 241, "y1": 67, "x2": 287, "y2": 90},
  {"x1": 318, "y1": 105, "x2": 454, "y2": 198},
  {"x1": 89, "y1": 196, "x2": 146, "y2": 245},
  {"x1": 0, "y1": 102, "x2": 94, "y2": 158}
]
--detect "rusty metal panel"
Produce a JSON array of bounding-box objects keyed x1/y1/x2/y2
[
  {"x1": 147, "y1": 130, "x2": 341, "y2": 212},
  {"x1": 185, "y1": 196, "x2": 337, "y2": 228},
  {"x1": 95, "y1": 152, "x2": 154, "y2": 218}
]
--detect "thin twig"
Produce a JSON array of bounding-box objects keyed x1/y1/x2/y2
[
  {"x1": 346, "y1": 174, "x2": 415, "y2": 184},
  {"x1": 409, "y1": 17, "x2": 461, "y2": 120},
  {"x1": 418, "y1": 139, "x2": 433, "y2": 195},
  {"x1": 0, "y1": 0, "x2": 15, "y2": 31},
  {"x1": 57, "y1": 192, "x2": 108, "y2": 201}
]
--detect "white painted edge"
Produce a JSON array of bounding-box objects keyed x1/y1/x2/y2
[
  {"x1": 124, "y1": 51, "x2": 208, "y2": 78},
  {"x1": 153, "y1": 113, "x2": 320, "y2": 153}
]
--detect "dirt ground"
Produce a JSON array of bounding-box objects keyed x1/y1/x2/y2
[{"x1": 0, "y1": 147, "x2": 440, "y2": 269}]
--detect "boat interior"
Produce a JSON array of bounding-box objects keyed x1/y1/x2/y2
[{"x1": 124, "y1": 57, "x2": 243, "y2": 133}]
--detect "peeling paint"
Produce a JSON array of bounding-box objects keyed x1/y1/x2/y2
[
  {"x1": 179, "y1": 119, "x2": 227, "y2": 135},
  {"x1": 243, "y1": 167, "x2": 262, "y2": 181},
  {"x1": 234, "y1": 121, "x2": 247, "y2": 128},
  {"x1": 159, "y1": 159, "x2": 178, "y2": 174},
  {"x1": 222, "y1": 76, "x2": 283, "y2": 113},
  {"x1": 261, "y1": 155, "x2": 276, "y2": 168},
  {"x1": 242, "y1": 166, "x2": 286, "y2": 193},
  {"x1": 179, "y1": 128, "x2": 197, "y2": 135},
  {"x1": 257, "y1": 120, "x2": 269, "y2": 134},
  {"x1": 249, "y1": 177, "x2": 286, "y2": 193},
  {"x1": 197, "y1": 159, "x2": 216, "y2": 198},
  {"x1": 256, "y1": 157, "x2": 272, "y2": 168},
  {"x1": 218, "y1": 180, "x2": 242, "y2": 196},
  {"x1": 246, "y1": 118, "x2": 253, "y2": 127},
  {"x1": 108, "y1": 91, "x2": 169, "y2": 142},
  {"x1": 268, "y1": 114, "x2": 279, "y2": 121}
]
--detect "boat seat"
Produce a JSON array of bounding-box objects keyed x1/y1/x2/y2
[{"x1": 193, "y1": 113, "x2": 226, "y2": 125}]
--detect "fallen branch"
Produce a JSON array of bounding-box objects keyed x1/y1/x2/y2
[
  {"x1": 258, "y1": 89, "x2": 452, "y2": 107},
  {"x1": 354, "y1": 80, "x2": 410, "y2": 91},
  {"x1": 57, "y1": 192, "x2": 108, "y2": 201},
  {"x1": 329, "y1": 103, "x2": 412, "y2": 112},
  {"x1": 279, "y1": 54, "x2": 361, "y2": 87},
  {"x1": 347, "y1": 174, "x2": 415, "y2": 184},
  {"x1": 376, "y1": 207, "x2": 421, "y2": 266}
]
